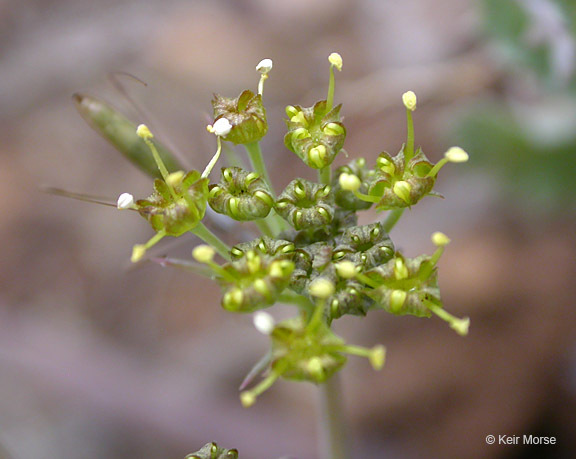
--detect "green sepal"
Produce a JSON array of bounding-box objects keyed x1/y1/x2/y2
[
  {"x1": 305, "y1": 265, "x2": 374, "y2": 321},
  {"x1": 136, "y1": 170, "x2": 209, "y2": 236},
  {"x1": 212, "y1": 90, "x2": 267, "y2": 145},
  {"x1": 208, "y1": 167, "x2": 273, "y2": 221},
  {"x1": 230, "y1": 236, "x2": 295, "y2": 259},
  {"x1": 275, "y1": 179, "x2": 334, "y2": 230},
  {"x1": 364, "y1": 254, "x2": 441, "y2": 317},
  {"x1": 270, "y1": 317, "x2": 347, "y2": 383},
  {"x1": 283, "y1": 101, "x2": 346, "y2": 169},
  {"x1": 73, "y1": 93, "x2": 183, "y2": 179},
  {"x1": 332, "y1": 222, "x2": 395, "y2": 269},
  {"x1": 367, "y1": 148, "x2": 436, "y2": 210},
  {"x1": 219, "y1": 251, "x2": 294, "y2": 312}
]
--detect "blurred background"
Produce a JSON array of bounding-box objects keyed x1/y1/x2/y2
[{"x1": 1, "y1": 0, "x2": 576, "y2": 458}]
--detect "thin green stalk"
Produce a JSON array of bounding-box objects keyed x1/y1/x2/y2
[
  {"x1": 382, "y1": 208, "x2": 405, "y2": 233},
  {"x1": 327, "y1": 65, "x2": 336, "y2": 112},
  {"x1": 269, "y1": 209, "x2": 290, "y2": 233},
  {"x1": 244, "y1": 142, "x2": 274, "y2": 197},
  {"x1": 279, "y1": 291, "x2": 315, "y2": 315},
  {"x1": 255, "y1": 218, "x2": 274, "y2": 237},
  {"x1": 405, "y1": 108, "x2": 414, "y2": 164},
  {"x1": 318, "y1": 374, "x2": 348, "y2": 459},
  {"x1": 319, "y1": 166, "x2": 331, "y2": 186},
  {"x1": 191, "y1": 222, "x2": 231, "y2": 260},
  {"x1": 223, "y1": 143, "x2": 245, "y2": 168}
]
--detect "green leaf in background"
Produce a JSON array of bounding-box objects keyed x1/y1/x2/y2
[
  {"x1": 452, "y1": 101, "x2": 576, "y2": 214},
  {"x1": 74, "y1": 93, "x2": 183, "y2": 179}
]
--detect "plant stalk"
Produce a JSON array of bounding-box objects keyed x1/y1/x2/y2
[
  {"x1": 191, "y1": 222, "x2": 231, "y2": 260},
  {"x1": 382, "y1": 208, "x2": 405, "y2": 233},
  {"x1": 318, "y1": 374, "x2": 348, "y2": 459},
  {"x1": 245, "y1": 142, "x2": 274, "y2": 197}
]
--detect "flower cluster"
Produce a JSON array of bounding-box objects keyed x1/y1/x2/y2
[{"x1": 75, "y1": 53, "x2": 469, "y2": 409}]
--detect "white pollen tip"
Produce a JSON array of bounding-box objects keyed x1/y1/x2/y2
[
  {"x1": 256, "y1": 58, "x2": 273, "y2": 74},
  {"x1": 117, "y1": 192, "x2": 135, "y2": 210},
  {"x1": 253, "y1": 311, "x2": 275, "y2": 335},
  {"x1": 212, "y1": 118, "x2": 232, "y2": 137}
]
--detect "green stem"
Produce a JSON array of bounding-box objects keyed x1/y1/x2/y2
[
  {"x1": 353, "y1": 190, "x2": 380, "y2": 203},
  {"x1": 327, "y1": 66, "x2": 336, "y2": 112},
  {"x1": 319, "y1": 166, "x2": 331, "y2": 186},
  {"x1": 191, "y1": 222, "x2": 231, "y2": 260},
  {"x1": 355, "y1": 272, "x2": 380, "y2": 289},
  {"x1": 279, "y1": 291, "x2": 315, "y2": 314},
  {"x1": 145, "y1": 138, "x2": 170, "y2": 182},
  {"x1": 382, "y1": 208, "x2": 405, "y2": 233},
  {"x1": 405, "y1": 108, "x2": 414, "y2": 165},
  {"x1": 245, "y1": 142, "x2": 275, "y2": 197},
  {"x1": 223, "y1": 143, "x2": 245, "y2": 168},
  {"x1": 255, "y1": 218, "x2": 274, "y2": 237},
  {"x1": 426, "y1": 157, "x2": 449, "y2": 178},
  {"x1": 269, "y1": 209, "x2": 290, "y2": 233},
  {"x1": 144, "y1": 138, "x2": 178, "y2": 201},
  {"x1": 318, "y1": 374, "x2": 348, "y2": 459}
]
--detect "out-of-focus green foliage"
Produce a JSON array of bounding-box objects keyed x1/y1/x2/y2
[
  {"x1": 482, "y1": 0, "x2": 576, "y2": 89},
  {"x1": 453, "y1": 101, "x2": 576, "y2": 213},
  {"x1": 453, "y1": 0, "x2": 576, "y2": 214}
]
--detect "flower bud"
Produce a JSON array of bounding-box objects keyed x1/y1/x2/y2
[
  {"x1": 333, "y1": 223, "x2": 394, "y2": 269},
  {"x1": 285, "y1": 105, "x2": 299, "y2": 118},
  {"x1": 269, "y1": 317, "x2": 347, "y2": 384},
  {"x1": 219, "y1": 251, "x2": 294, "y2": 312},
  {"x1": 335, "y1": 261, "x2": 357, "y2": 279},
  {"x1": 323, "y1": 122, "x2": 345, "y2": 136},
  {"x1": 338, "y1": 173, "x2": 361, "y2": 192},
  {"x1": 212, "y1": 90, "x2": 267, "y2": 145},
  {"x1": 136, "y1": 170, "x2": 209, "y2": 236},
  {"x1": 231, "y1": 236, "x2": 295, "y2": 259},
  {"x1": 308, "y1": 145, "x2": 328, "y2": 168},
  {"x1": 275, "y1": 179, "x2": 335, "y2": 230},
  {"x1": 393, "y1": 257, "x2": 409, "y2": 280},
  {"x1": 389, "y1": 289, "x2": 407, "y2": 312},
  {"x1": 209, "y1": 167, "x2": 274, "y2": 221},
  {"x1": 284, "y1": 101, "x2": 346, "y2": 169},
  {"x1": 377, "y1": 156, "x2": 396, "y2": 176},
  {"x1": 392, "y1": 180, "x2": 412, "y2": 204},
  {"x1": 309, "y1": 278, "x2": 335, "y2": 299}
]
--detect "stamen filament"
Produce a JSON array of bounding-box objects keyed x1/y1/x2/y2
[
  {"x1": 405, "y1": 109, "x2": 415, "y2": 164},
  {"x1": 202, "y1": 136, "x2": 223, "y2": 178}
]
